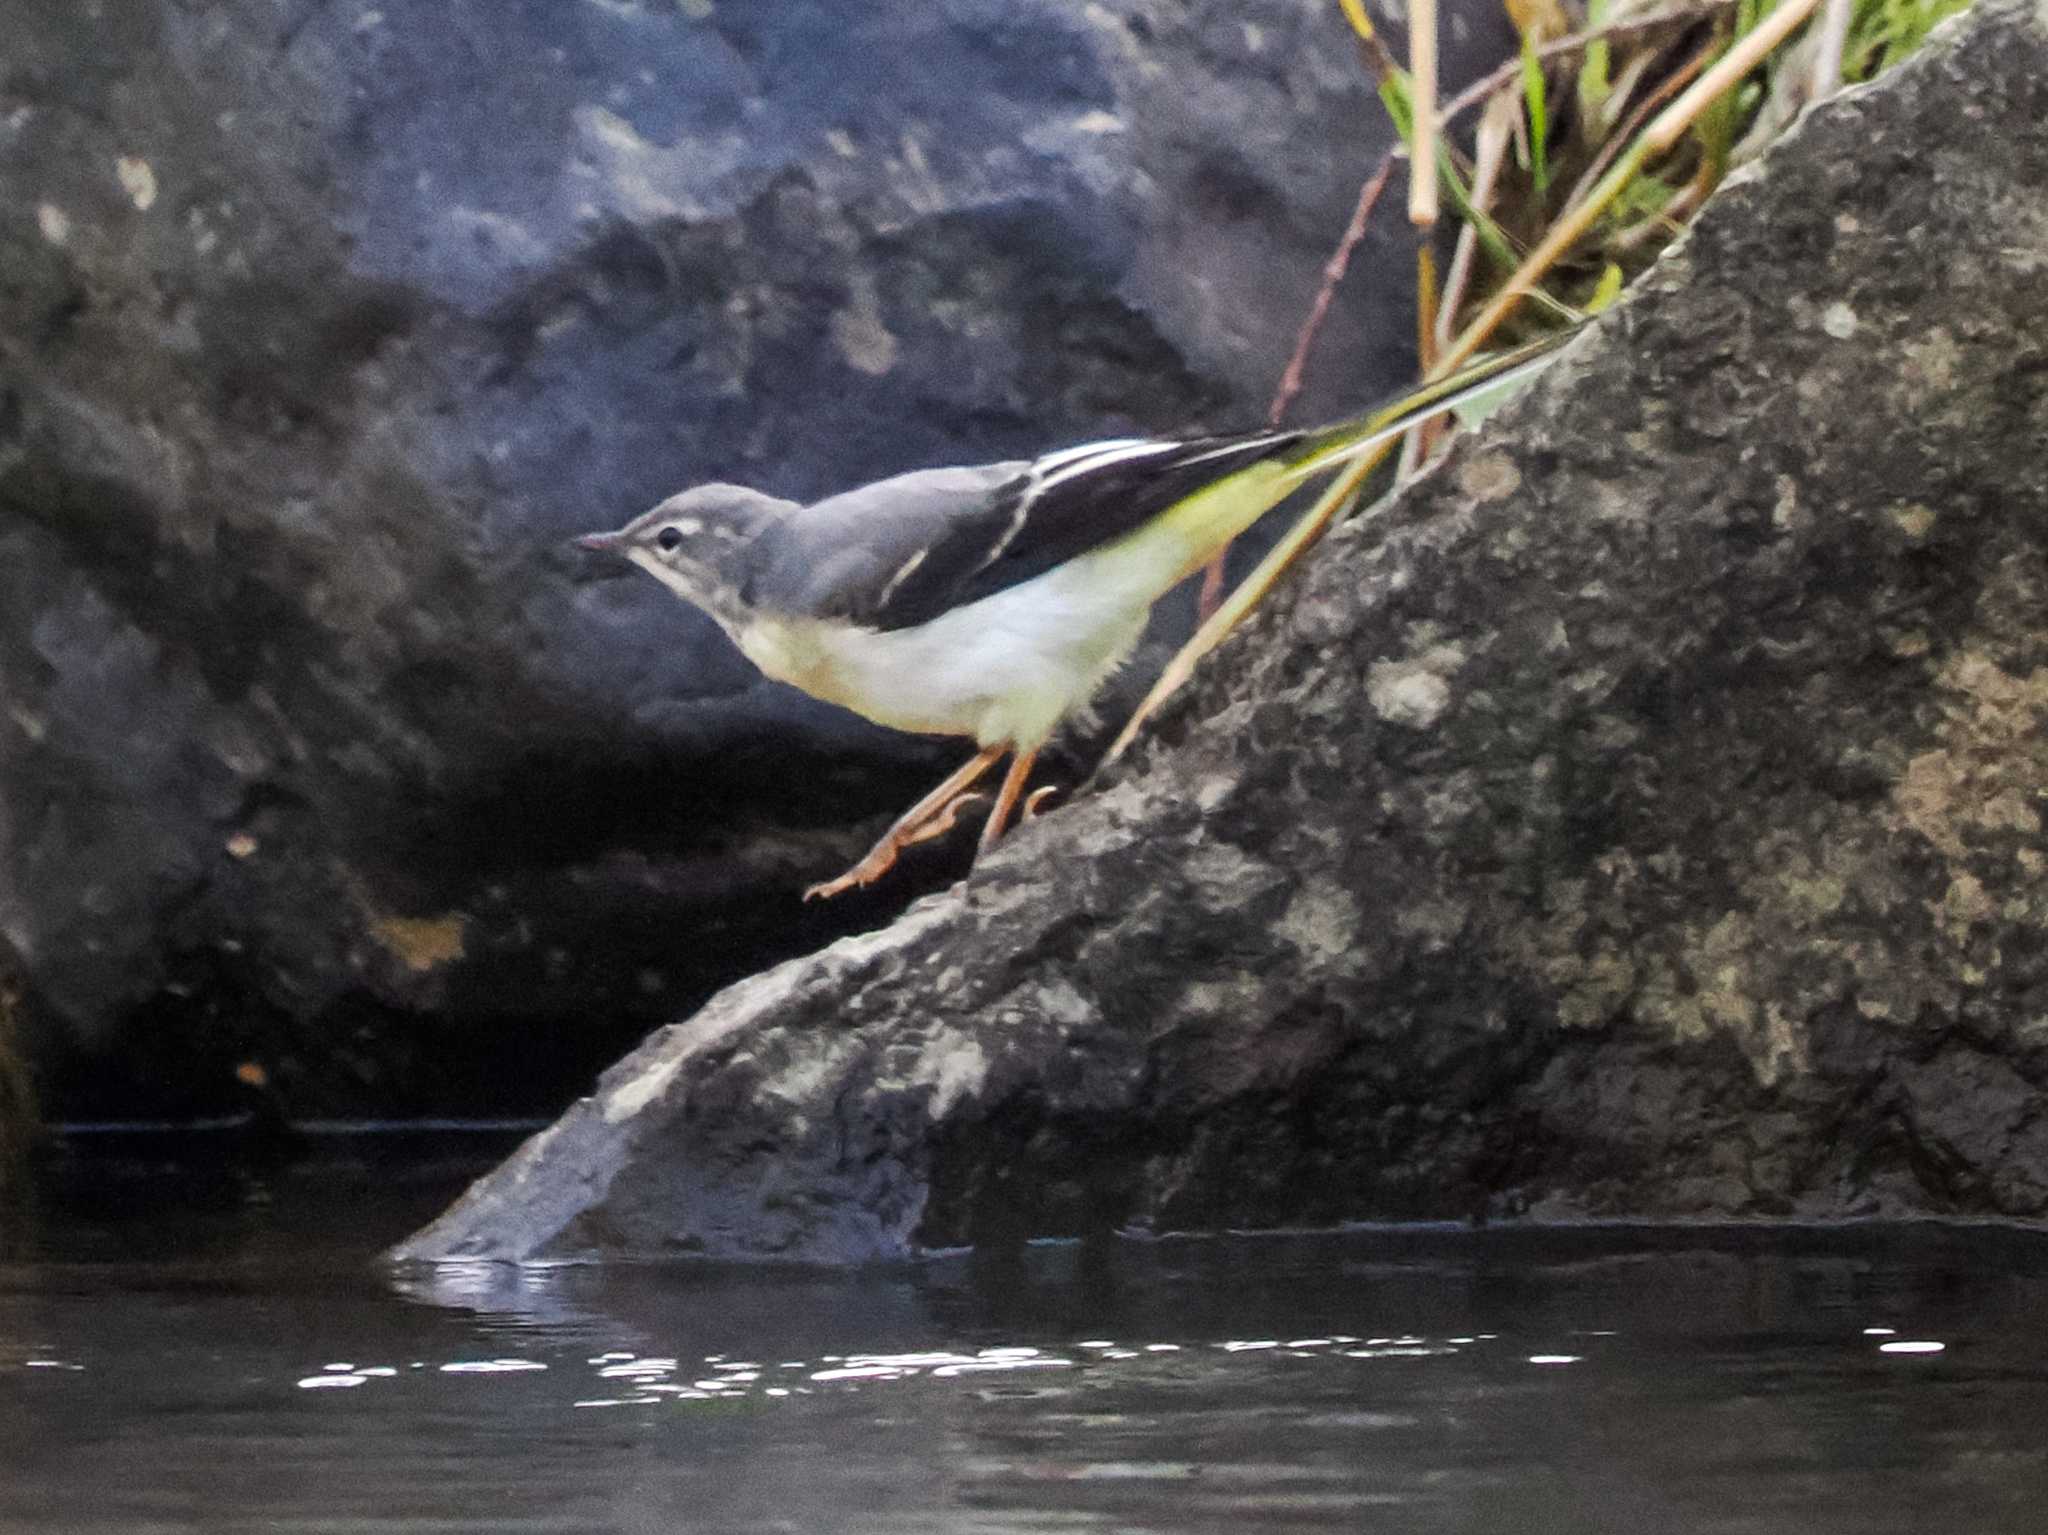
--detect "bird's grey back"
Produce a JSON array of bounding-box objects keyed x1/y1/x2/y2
[
  {"x1": 740, "y1": 463, "x2": 1026, "y2": 629},
  {"x1": 736, "y1": 425, "x2": 1302, "y2": 633}
]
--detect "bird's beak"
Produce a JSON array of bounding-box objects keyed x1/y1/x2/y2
[{"x1": 566, "y1": 528, "x2": 635, "y2": 582}]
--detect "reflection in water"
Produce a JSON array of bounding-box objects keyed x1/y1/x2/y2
[{"x1": 3, "y1": 1167, "x2": 2048, "y2": 1532}]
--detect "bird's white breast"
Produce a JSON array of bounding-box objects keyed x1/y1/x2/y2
[{"x1": 733, "y1": 546, "x2": 1161, "y2": 750}]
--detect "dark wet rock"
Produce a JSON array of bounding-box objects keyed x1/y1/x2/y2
[
  {"x1": 395, "y1": 0, "x2": 2048, "y2": 1262},
  {"x1": 0, "y1": 1, "x2": 1512, "y2": 1118},
  {"x1": 0, "y1": 986, "x2": 26, "y2": 1217}
]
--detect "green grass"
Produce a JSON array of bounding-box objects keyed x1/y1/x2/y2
[
  {"x1": 1841, "y1": 0, "x2": 1975, "y2": 80},
  {"x1": 1114, "y1": 0, "x2": 1985, "y2": 749},
  {"x1": 1365, "y1": 0, "x2": 1979, "y2": 343}
]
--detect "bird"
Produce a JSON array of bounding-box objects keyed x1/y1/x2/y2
[{"x1": 575, "y1": 337, "x2": 1562, "y2": 900}]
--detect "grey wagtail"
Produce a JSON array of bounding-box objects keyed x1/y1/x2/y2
[{"x1": 577, "y1": 336, "x2": 1562, "y2": 900}]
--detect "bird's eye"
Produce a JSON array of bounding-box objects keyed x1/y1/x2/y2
[{"x1": 656, "y1": 526, "x2": 684, "y2": 552}]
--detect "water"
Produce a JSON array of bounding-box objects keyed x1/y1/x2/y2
[{"x1": 5, "y1": 1145, "x2": 2048, "y2": 1532}]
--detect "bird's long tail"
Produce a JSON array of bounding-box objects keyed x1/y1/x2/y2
[
  {"x1": 1122, "y1": 326, "x2": 1575, "y2": 591},
  {"x1": 1284, "y1": 329, "x2": 1572, "y2": 481}
]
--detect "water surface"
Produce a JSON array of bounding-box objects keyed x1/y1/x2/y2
[{"x1": 4, "y1": 1146, "x2": 2046, "y2": 1532}]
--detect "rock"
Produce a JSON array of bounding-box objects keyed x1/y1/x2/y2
[
  {"x1": 395, "y1": 0, "x2": 2048, "y2": 1263},
  {"x1": 0, "y1": 1000, "x2": 20, "y2": 1207},
  {"x1": 0, "y1": 984, "x2": 27, "y2": 1228},
  {"x1": 0, "y1": 1, "x2": 1510, "y2": 1119}
]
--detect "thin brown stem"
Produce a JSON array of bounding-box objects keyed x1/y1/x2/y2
[
  {"x1": 1205, "y1": 148, "x2": 1398, "y2": 621},
  {"x1": 1268, "y1": 150, "x2": 1399, "y2": 428},
  {"x1": 1561, "y1": 39, "x2": 1714, "y2": 213}
]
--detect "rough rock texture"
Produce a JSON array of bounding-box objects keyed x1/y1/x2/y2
[
  {"x1": 396, "y1": 0, "x2": 2048, "y2": 1263},
  {"x1": 0, "y1": 1, "x2": 1511, "y2": 1117}
]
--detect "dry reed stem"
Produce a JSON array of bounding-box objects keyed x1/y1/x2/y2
[
  {"x1": 1409, "y1": 0, "x2": 1442, "y2": 229},
  {"x1": 1124, "y1": 0, "x2": 1821, "y2": 754},
  {"x1": 1443, "y1": 0, "x2": 1820, "y2": 374},
  {"x1": 1642, "y1": 0, "x2": 1823, "y2": 152},
  {"x1": 1810, "y1": 0, "x2": 1853, "y2": 96},
  {"x1": 1108, "y1": 442, "x2": 1392, "y2": 762},
  {"x1": 1560, "y1": 39, "x2": 1714, "y2": 212},
  {"x1": 1439, "y1": 0, "x2": 1743, "y2": 128},
  {"x1": 1435, "y1": 93, "x2": 1516, "y2": 356}
]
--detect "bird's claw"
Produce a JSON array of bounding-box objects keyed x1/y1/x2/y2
[
  {"x1": 901, "y1": 791, "x2": 987, "y2": 848},
  {"x1": 803, "y1": 791, "x2": 987, "y2": 901},
  {"x1": 802, "y1": 869, "x2": 870, "y2": 902}
]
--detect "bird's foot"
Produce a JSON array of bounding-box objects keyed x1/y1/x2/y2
[
  {"x1": 901, "y1": 792, "x2": 987, "y2": 849},
  {"x1": 803, "y1": 791, "x2": 988, "y2": 901},
  {"x1": 803, "y1": 855, "x2": 892, "y2": 903}
]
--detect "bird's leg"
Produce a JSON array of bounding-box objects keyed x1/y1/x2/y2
[
  {"x1": 899, "y1": 792, "x2": 989, "y2": 849},
  {"x1": 976, "y1": 747, "x2": 1040, "y2": 856},
  {"x1": 804, "y1": 743, "x2": 1006, "y2": 901}
]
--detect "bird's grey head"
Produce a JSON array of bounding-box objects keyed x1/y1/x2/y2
[{"x1": 573, "y1": 483, "x2": 793, "y2": 617}]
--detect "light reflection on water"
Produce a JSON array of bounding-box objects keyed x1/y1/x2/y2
[{"x1": 3, "y1": 1168, "x2": 2046, "y2": 1532}]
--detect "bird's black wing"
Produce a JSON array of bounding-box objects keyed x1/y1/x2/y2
[{"x1": 744, "y1": 430, "x2": 1302, "y2": 634}]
